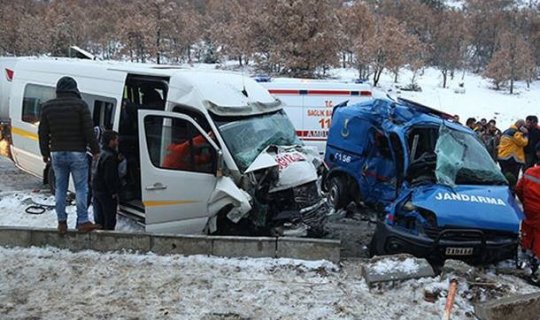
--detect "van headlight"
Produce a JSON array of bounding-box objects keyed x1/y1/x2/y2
[{"x1": 403, "y1": 201, "x2": 417, "y2": 211}]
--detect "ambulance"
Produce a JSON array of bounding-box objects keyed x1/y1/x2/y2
[
  {"x1": 260, "y1": 78, "x2": 373, "y2": 154},
  {"x1": 0, "y1": 57, "x2": 327, "y2": 236}
]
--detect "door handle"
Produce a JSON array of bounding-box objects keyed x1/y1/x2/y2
[{"x1": 145, "y1": 182, "x2": 167, "y2": 191}]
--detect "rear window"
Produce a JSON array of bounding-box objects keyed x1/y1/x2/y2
[{"x1": 22, "y1": 84, "x2": 55, "y2": 125}]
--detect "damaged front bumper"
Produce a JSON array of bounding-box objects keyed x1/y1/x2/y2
[
  {"x1": 268, "y1": 181, "x2": 329, "y2": 237},
  {"x1": 371, "y1": 221, "x2": 519, "y2": 264}
]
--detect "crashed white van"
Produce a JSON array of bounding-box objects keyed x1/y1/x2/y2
[{"x1": 0, "y1": 58, "x2": 327, "y2": 236}]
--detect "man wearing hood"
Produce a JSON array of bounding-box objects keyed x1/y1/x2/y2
[{"x1": 38, "y1": 77, "x2": 101, "y2": 233}]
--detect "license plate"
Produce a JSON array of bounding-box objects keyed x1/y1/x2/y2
[{"x1": 445, "y1": 247, "x2": 474, "y2": 256}]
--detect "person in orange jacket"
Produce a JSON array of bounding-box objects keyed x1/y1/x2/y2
[
  {"x1": 162, "y1": 133, "x2": 213, "y2": 172},
  {"x1": 516, "y1": 142, "x2": 540, "y2": 281}
]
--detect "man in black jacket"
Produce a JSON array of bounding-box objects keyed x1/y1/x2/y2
[
  {"x1": 38, "y1": 76, "x2": 101, "y2": 233},
  {"x1": 525, "y1": 115, "x2": 540, "y2": 170},
  {"x1": 92, "y1": 130, "x2": 121, "y2": 230}
]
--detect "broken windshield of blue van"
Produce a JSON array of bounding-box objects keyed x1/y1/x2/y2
[{"x1": 435, "y1": 126, "x2": 506, "y2": 187}]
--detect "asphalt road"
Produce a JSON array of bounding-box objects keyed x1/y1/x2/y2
[{"x1": 0, "y1": 156, "x2": 42, "y2": 192}]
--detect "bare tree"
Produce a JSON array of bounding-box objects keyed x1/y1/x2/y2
[
  {"x1": 359, "y1": 16, "x2": 421, "y2": 87},
  {"x1": 260, "y1": 0, "x2": 341, "y2": 77},
  {"x1": 339, "y1": 1, "x2": 375, "y2": 79},
  {"x1": 484, "y1": 31, "x2": 536, "y2": 93},
  {"x1": 432, "y1": 9, "x2": 470, "y2": 88}
]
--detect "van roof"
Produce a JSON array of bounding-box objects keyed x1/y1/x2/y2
[
  {"x1": 9, "y1": 57, "x2": 281, "y2": 115},
  {"x1": 336, "y1": 98, "x2": 466, "y2": 132}
]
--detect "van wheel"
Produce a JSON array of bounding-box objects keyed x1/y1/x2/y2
[
  {"x1": 47, "y1": 167, "x2": 56, "y2": 194},
  {"x1": 328, "y1": 176, "x2": 350, "y2": 210},
  {"x1": 368, "y1": 235, "x2": 381, "y2": 257}
]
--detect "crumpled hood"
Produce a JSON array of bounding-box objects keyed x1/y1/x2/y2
[
  {"x1": 245, "y1": 145, "x2": 319, "y2": 192},
  {"x1": 409, "y1": 184, "x2": 524, "y2": 233}
]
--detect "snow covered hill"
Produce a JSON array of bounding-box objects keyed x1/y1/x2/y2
[{"x1": 330, "y1": 67, "x2": 540, "y2": 131}]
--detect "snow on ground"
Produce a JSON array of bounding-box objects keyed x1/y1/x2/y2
[
  {"x1": 0, "y1": 191, "x2": 142, "y2": 232},
  {"x1": 0, "y1": 246, "x2": 537, "y2": 320},
  {"x1": 330, "y1": 67, "x2": 540, "y2": 130},
  {"x1": 371, "y1": 257, "x2": 419, "y2": 275}
]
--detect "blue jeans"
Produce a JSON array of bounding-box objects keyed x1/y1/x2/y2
[{"x1": 51, "y1": 151, "x2": 89, "y2": 225}]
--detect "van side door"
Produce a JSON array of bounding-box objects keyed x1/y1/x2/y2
[{"x1": 138, "y1": 110, "x2": 220, "y2": 234}]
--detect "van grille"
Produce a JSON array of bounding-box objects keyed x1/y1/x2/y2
[{"x1": 424, "y1": 226, "x2": 517, "y2": 242}]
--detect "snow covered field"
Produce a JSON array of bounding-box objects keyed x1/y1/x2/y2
[
  {"x1": 1, "y1": 246, "x2": 538, "y2": 320},
  {"x1": 330, "y1": 67, "x2": 540, "y2": 131}
]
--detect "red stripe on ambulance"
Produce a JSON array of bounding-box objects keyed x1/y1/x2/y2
[{"x1": 269, "y1": 89, "x2": 372, "y2": 96}]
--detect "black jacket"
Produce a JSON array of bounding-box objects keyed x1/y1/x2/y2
[
  {"x1": 525, "y1": 126, "x2": 540, "y2": 154},
  {"x1": 38, "y1": 85, "x2": 99, "y2": 157},
  {"x1": 92, "y1": 146, "x2": 121, "y2": 196}
]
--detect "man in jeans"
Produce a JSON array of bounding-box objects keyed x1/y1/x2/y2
[{"x1": 38, "y1": 76, "x2": 101, "y2": 233}]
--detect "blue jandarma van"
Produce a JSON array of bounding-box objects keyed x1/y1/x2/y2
[{"x1": 323, "y1": 98, "x2": 523, "y2": 264}]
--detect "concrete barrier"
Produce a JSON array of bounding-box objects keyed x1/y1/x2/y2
[
  {"x1": 90, "y1": 231, "x2": 151, "y2": 253},
  {"x1": 474, "y1": 292, "x2": 540, "y2": 320},
  {"x1": 151, "y1": 234, "x2": 211, "y2": 255},
  {"x1": 363, "y1": 254, "x2": 435, "y2": 287},
  {"x1": 0, "y1": 226, "x2": 341, "y2": 262},
  {"x1": 277, "y1": 237, "x2": 340, "y2": 263},
  {"x1": 31, "y1": 228, "x2": 90, "y2": 252},
  {"x1": 211, "y1": 236, "x2": 276, "y2": 258},
  {"x1": 0, "y1": 226, "x2": 31, "y2": 247}
]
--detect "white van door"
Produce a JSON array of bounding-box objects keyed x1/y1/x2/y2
[{"x1": 138, "y1": 110, "x2": 220, "y2": 234}]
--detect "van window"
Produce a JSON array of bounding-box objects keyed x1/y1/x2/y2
[
  {"x1": 22, "y1": 84, "x2": 55, "y2": 124},
  {"x1": 92, "y1": 99, "x2": 115, "y2": 129},
  {"x1": 172, "y1": 106, "x2": 213, "y2": 134},
  {"x1": 144, "y1": 115, "x2": 216, "y2": 174}
]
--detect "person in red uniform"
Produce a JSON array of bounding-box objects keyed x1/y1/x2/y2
[
  {"x1": 162, "y1": 133, "x2": 212, "y2": 172},
  {"x1": 516, "y1": 142, "x2": 540, "y2": 281}
]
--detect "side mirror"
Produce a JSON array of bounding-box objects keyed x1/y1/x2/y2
[{"x1": 216, "y1": 150, "x2": 224, "y2": 177}]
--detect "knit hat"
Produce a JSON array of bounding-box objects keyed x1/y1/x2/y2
[{"x1": 56, "y1": 76, "x2": 81, "y2": 97}]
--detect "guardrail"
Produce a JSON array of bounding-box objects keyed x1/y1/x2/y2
[{"x1": 0, "y1": 226, "x2": 340, "y2": 263}]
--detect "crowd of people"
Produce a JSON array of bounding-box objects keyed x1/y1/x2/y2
[
  {"x1": 455, "y1": 115, "x2": 540, "y2": 183},
  {"x1": 456, "y1": 114, "x2": 540, "y2": 280}
]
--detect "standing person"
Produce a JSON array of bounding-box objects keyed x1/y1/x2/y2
[
  {"x1": 87, "y1": 126, "x2": 103, "y2": 207},
  {"x1": 38, "y1": 77, "x2": 101, "y2": 233},
  {"x1": 524, "y1": 115, "x2": 540, "y2": 170},
  {"x1": 480, "y1": 121, "x2": 501, "y2": 160},
  {"x1": 92, "y1": 130, "x2": 121, "y2": 230},
  {"x1": 515, "y1": 143, "x2": 540, "y2": 282},
  {"x1": 498, "y1": 119, "x2": 529, "y2": 183},
  {"x1": 466, "y1": 117, "x2": 477, "y2": 131}
]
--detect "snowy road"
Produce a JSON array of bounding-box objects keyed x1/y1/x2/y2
[
  {"x1": 0, "y1": 156, "x2": 142, "y2": 232},
  {"x1": 1, "y1": 247, "x2": 537, "y2": 320}
]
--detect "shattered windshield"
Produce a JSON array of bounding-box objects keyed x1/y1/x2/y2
[
  {"x1": 435, "y1": 125, "x2": 507, "y2": 186},
  {"x1": 213, "y1": 110, "x2": 301, "y2": 172}
]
